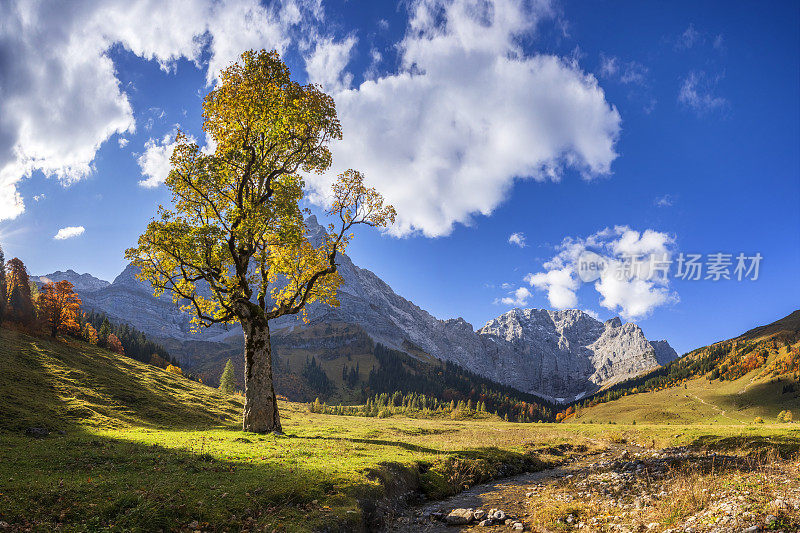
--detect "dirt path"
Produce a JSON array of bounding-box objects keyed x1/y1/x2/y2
[
  {"x1": 685, "y1": 393, "x2": 742, "y2": 424},
  {"x1": 382, "y1": 444, "x2": 799, "y2": 532}
]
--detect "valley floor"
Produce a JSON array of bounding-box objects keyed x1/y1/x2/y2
[
  {"x1": 1, "y1": 329, "x2": 799, "y2": 532},
  {"x1": 2, "y1": 417, "x2": 799, "y2": 532}
]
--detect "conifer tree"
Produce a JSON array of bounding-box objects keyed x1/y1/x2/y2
[
  {"x1": 5, "y1": 258, "x2": 35, "y2": 324},
  {"x1": 98, "y1": 318, "x2": 111, "y2": 346},
  {"x1": 219, "y1": 359, "x2": 236, "y2": 394}
]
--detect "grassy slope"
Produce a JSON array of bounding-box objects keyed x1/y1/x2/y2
[
  {"x1": 0, "y1": 327, "x2": 243, "y2": 432},
  {"x1": 570, "y1": 345, "x2": 800, "y2": 425},
  {"x1": 2, "y1": 328, "x2": 799, "y2": 532}
]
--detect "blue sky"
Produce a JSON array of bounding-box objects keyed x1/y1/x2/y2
[{"x1": 1, "y1": 0, "x2": 798, "y2": 354}]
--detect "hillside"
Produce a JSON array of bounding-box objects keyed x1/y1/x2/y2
[
  {"x1": 0, "y1": 328, "x2": 241, "y2": 432},
  {"x1": 571, "y1": 309, "x2": 800, "y2": 424}
]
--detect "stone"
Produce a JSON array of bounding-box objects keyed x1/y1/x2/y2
[
  {"x1": 187, "y1": 520, "x2": 199, "y2": 529},
  {"x1": 445, "y1": 509, "x2": 474, "y2": 525},
  {"x1": 512, "y1": 523, "x2": 524, "y2": 531},
  {"x1": 24, "y1": 427, "x2": 49, "y2": 438},
  {"x1": 473, "y1": 510, "x2": 486, "y2": 520}
]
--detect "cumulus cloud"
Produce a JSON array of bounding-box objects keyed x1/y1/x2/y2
[
  {"x1": 0, "y1": 0, "x2": 317, "y2": 221},
  {"x1": 508, "y1": 232, "x2": 527, "y2": 248},
  {"x1": 525, "y1": 267, "x2": 579, "y2": 309},
  {"x1": 304, "y1": 34, "x2": 357, "y2": 93},
  {"x1": 679, "y1": 71, "x2": 727, "y2": 115},
  {"x1": 499, "y1": 286, "x2": 532, "y2": 307},
  {"x1": 523, "y1": 226, "x2": 678, "y2": 319},
  {"x1": 2, "y1": 0, "x2": 621, "y2": 234},
  {"x1": 136, "y1": 130, "x2": 198, "y2": 188},
  {"x1": 305, "y1": 0, "x2": 621, "y2": 237},
  {"x1": 54, "y1": 226, "x2": 85, "y2": 240}
]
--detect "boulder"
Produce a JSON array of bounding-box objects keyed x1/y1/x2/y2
[
  {"x1": 24, "y1": 427, "x2": 49, "y2": 438},
  {"x1": 445, "y1": 508, "x2": 474, "y2": 525}
]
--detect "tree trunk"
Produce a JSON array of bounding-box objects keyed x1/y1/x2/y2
[{"x1": 241, "y1": 315, "x2": 282, "y2": 433}]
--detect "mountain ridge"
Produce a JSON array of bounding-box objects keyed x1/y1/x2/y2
[{"x1": 35, "y1": 217, "x2": 677, "y2": 401}]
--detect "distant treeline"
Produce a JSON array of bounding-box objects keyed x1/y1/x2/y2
[
  {"x1": 82, "y1": 310, "x2": 178, "y2": 368},
  {"x1": 309, "y1": 390, "x2": 498, "y2": 420},
  {"x1": 317, "y1": 343, "x2": 557, "y2": 422}
]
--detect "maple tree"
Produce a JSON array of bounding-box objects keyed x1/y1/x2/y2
[
  {"x1": 37, "y1": 280, "x2": 82, "y2": 338},
  {"x1": 126, "y1": 49, "x2": 394, "y2": 433},
  {"x1": 107, "y1": 333, "x2": 125, "y2": 355}
]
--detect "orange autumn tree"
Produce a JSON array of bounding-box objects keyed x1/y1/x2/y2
[
  {"x1": 107, "y1": 334, "x2": 125, "y2": 355},
  {"x1": 37, "y1": 281, "x2": 82, "y2": 338}
]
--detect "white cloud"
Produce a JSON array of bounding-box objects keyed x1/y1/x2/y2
[
  {"x1": 599, "y1": 54, "x2": 619, "y2": 78},
  {"x1": 499, "y1": 286, "x2": 532, "y2": 307},
  {"x1": 599, "y1": 53, "x2": 647, "y2": 86},
  {"x1": 32, "y1": 194, "x2": 45, "y2": 202},
  {"x1": 137, "y1": 129, "x2": 199, "y2": 188},
  {"x1": 524, "y1": 226, "x2": 678, "y2": 319},
  {"x1": 654, "y1": 194, "x2": 673, "y2": 207},
  {"x1": 508, "y1": 232, "x2": 527, "y2": 248},
  {"x1": 2, "y1": 0, "x2": 621, "y2": 233},
  {"x1": 118, "y1": 138, "x2": 129, "y2": 148},
  {"x1": 304, "y1": 34, "x2": 357, "y2": 93},
  {"x1": 676, "y1": 23, "x2": 701, "y2": 50},
  {"x1": 525, "y1": 267, "x2": 579, "y2": 309},
  {"x1": 305, "y1": 0, "x2": 621, "y2": 237},
  {"x1": 679, "y1": 71, "x2": 727, "y2": 115},
  {"x1": 0, "y1": 0, "x2": 317, "y2": 221},
  {"x1": 54, "y1": 226, "x2": 85, "y2": 240}
]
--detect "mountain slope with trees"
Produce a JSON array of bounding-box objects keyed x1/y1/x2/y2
[{"x1": 568, "y1": 309, "x2": 800, "y2": 424}]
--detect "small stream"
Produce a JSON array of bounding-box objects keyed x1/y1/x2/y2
[{"x1": 382, "y1": 461, "x2": 587, "y2": 532}]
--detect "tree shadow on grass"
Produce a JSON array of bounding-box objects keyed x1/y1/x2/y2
[
  {"x1": 0, "y1": 425, "x2": 366, "y2": 531},
  {"x1": 288, "y1": 433, "x2": 443, "y2": 454},
  {"x1": 1, "y1": 329, "x2": 242, "y2": 432},
  {"x1": 689, "y1": 433, "x2": 800, "y2": 459}
]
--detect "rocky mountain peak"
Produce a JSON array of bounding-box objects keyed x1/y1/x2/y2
[{"x1": 32, "y1": 270, "x2": 111, "y2": 293}]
